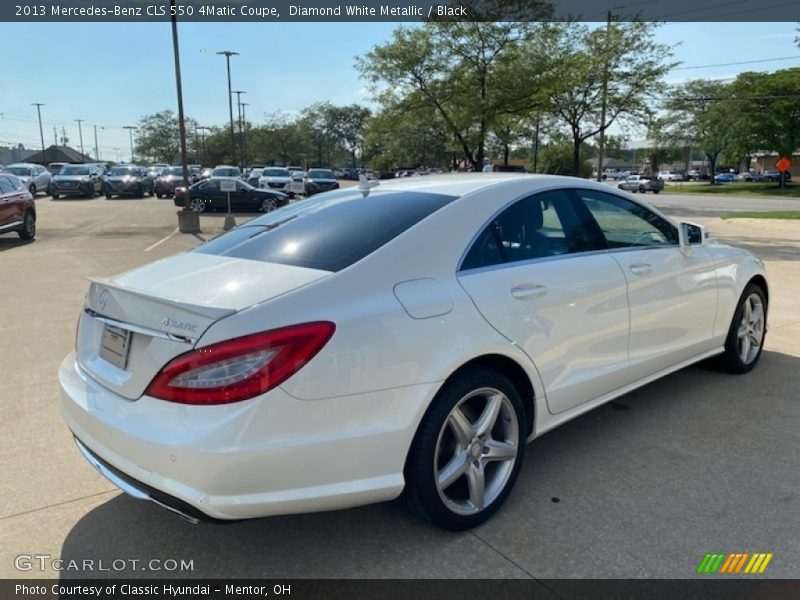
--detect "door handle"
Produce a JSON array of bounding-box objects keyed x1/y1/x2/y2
[
  {"x1": 629, "y1": 263, "x2": 653, "y2": 275},
  {"x1": 511, "y1": 285, "x2": 548, "y2": 299}
]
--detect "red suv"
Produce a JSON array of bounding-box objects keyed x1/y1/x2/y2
[{"x1": 0, "y1": 173, "x2": 36, "y2": 240}]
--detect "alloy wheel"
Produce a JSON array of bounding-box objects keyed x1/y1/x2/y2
[{"x1": 737, "y1": 293, "x2": 765, "y2": 365}]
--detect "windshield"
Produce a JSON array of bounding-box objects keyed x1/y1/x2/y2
[
  {"x1": 163, "y1": 167, "x2": 183, "y2": 176},
  {"x1": 308, "y1": 170, "x2": 334, "y2": 179},
  {"x1": 6, "y1": 167, "x2": 32, "y2": 176},
  {"x1": 110, "y1": 167, "x2": 137, "y2": 176},
  {"x1": 195, "y1": 189, "x2": 457, "y2": 272},
  {"x1": 60, "y1": 166, "x2": 90, "y2": 175},
  {"x1": 263, "y1": 168, "x2": 289, "y2": 177}
]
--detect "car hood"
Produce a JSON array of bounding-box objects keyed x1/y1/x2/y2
[{"x1": 54, "y1": 175, "x2": 90, "y2": 181}]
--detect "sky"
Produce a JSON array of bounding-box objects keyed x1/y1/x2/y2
[{"x1": 0, "y1": 21, "x2": 798, "y2": 162}]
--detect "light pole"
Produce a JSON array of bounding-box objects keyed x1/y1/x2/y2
[
  {"x1": 113, "y1": 148, "x2": 120, "y2": 162},
  {"x1": 232, "y1": 90, "x2": 246, "y2": 169},
  {"x1": 123, "y1": 126, "x2": 136, "y2": 162},
  {"x1": 32, "y1": 103, "x2": 46, "y2": 164},
  {"x1": 75, "y1": 119, "x2": 85, "y2": 158},
  {"x1": 197, "y1": 126, "x2": 210, "y2": 166},
  {"x1": 216, "y1": 50, "x2": 239, "y2": 167},
  {"x1": 240, "y1": 102, "x2": 249, "y2": 170}
]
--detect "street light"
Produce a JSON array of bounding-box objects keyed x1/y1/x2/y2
[
  {"x1": 32, "y1": 103, "x2": 46, "y2": 164},
  {"x1": 240, "y1": 102, "x2": 249, "y2": 170},
  {"x1": 197, "y1": 126, "x2": 210, "y2": 166},
  {"x1": 123, "y1": 126, "x2": 136, "y2": 162},
  {"x1": 75, "y1": 119, "x2": 85, "y2": 158},
  {"x1": 93, "y1": 125, "x2": 102, "y2": 161},
  {"x1": 216, "y1": 50, "x2": 239, "y2": 167}
]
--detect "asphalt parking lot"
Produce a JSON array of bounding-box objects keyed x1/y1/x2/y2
[{"x1": 1, "y1": 189, "x2": 799, "y2": 580}]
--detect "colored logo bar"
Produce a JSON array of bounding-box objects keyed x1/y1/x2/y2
[{"x1": 697, "y1": 553, "x2": 773, "y2": 574}]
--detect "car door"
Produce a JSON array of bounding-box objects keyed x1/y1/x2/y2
[
  {"x1": 0, "y1": 176, "x2": 17, "y2": 226},
  {"x1": 457, "y1": 189, "x2": 631, "y2": 416},
  {"x1": 572, "y1": 189, "x2": 719, "y2": 379}
]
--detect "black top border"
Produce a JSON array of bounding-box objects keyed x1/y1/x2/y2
[{"x1": 3, "y1": 0, "x2": 800, "y2": 22}]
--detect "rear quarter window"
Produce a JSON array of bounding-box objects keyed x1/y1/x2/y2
[{"x1": 195, "y1": 189, "x2": 457, "y2": 272}]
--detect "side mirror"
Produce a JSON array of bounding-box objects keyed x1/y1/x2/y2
[{"x1": 679, "y1": 221, "x2": 706, "y2": 251}]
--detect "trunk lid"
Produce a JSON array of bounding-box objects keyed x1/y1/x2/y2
[{"x1": 77, "y1": 252, "x2": 330, "y2": 400}]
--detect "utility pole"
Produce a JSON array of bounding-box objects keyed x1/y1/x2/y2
[
  {"x1": 232, "y1": 90, "x2": 246, "y2": 170},
  {"x1": 596, "y1": 10, "x2": 612, "y2": 182},
  {"x1": 32, "y1": 103, "x2": 46, "y2": 164},
  {"x1": 216, "y1": 51, "x2": 239, "y2": 167},
  {"x1": 123, "y1": 126, "x2": 136, "y2": 162},
  {"x1": 75, "y1": 119, "x2": 86, "y2": 158},
  {"x1": 93, "y1": 125, "x2": 100, "y2": 161},
  {"x1": 113, "y1": 147, "x2": 120, "y2": 162},
  {"x1": 241, "y1": 102, "x2": 249, "y2": 170},
  {"x1": 52, "y1": 125, "x2": 58, "y2": 147},
  {"x1": 532, "y1": 113, "x2": 541, "y2": 173}
]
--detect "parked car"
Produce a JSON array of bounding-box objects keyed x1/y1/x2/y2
[
  {"x1": 197, "y1": 167, "x2": 214, "y2": 181},
  {"x1": 258, "y1": 167, "x2": 292, "y2": 193},
  {"x1": 286, "y1": 165, "x2": 304, "y2": 175},
  {"x1": 49, "y1": 164, "x2": 105, "y2": 198},
  {"x1": 0, "y1": 173, "x2": 36, "y2": 240},
  {"x1": 211, "y1": 165, "x2": 242, "y2": 178},
  {"x1": 4, "y1": 163, "x2": 51, "y2": 196},
  {"x1": 737, "y1": 171, "x2": 763, "y2": 182},
  {"x1": 762, "y1": 170, "x2": 791, "y2": 182},
  {"x1": 305, "y1": 169, "x2": 340, "y2": 196},
  {"x1": 617, "y1": 174, "x2": 664, "y2": 193},
  {"x1": 174, "y1": 177, "x2": 288, "y2": 212},
  {"x1": 246, "y1": 168, "x2": 264, "y2": 188},
  {"x1": 147, "y1": 166, "x2": 166, "y2": 180},
  {"x1": 154, "y1": 167, "x2": 186, "y2": 198},
  {"x1": 47, "y1": 162, "x2": 69, "y2": 175},
  {"x1": 657, "y1": 171, "x2": 681, "y2": 182},
  {"x1": 103, "y1": 166, "x2": 154, "y2": 198},
  {"x1": 61, "y1": 174, "x2": 768, "y2": 531},
  {"x1": 714, "y1": 173, "x2": 737, "y2": 184}
]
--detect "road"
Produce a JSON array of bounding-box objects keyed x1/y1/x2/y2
[{"x1": 1, "y1": 189, "x2": 798, "y2": 580}]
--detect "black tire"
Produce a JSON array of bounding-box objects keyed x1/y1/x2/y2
[
  {"x1": 261, "y1": 197, "x2": 278, "y2": 212},
  {"x1": 105, "y1": 189, "x2": 114, "y2": 199},
  {"x1": 404, "y1": 367, "x2": 526, "y2": 531},
  {"x1": 716, "y1": 283, "x2": 767, "y2": 374},
  {"x1": 29, "y1": 185, "x2": 36, "y2": 196},
  {"x1": 653, "y1": 189, "x2": 660, "y2": 194},
  {"x1": 85, "y1": 187, "x2": 95, "y2": 198},
  {"x1": 51, "y1": 193, "x2": 59, "y2": 200},
  {"x1": 137, "y1": 184, "x2": 144, "y2": 198},
  {"x1": 18, "y1": 210, "x2": 35, "y2": 240},
  {"x1": 156, "y1": 192, "x2": 164, "y2": 199},
  {"x1": 638, "y1": 186, "x2": 646, "y2": 193}
]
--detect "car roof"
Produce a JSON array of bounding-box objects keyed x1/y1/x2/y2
[{"x1": 363, "y1": 173, "x2": 599, "y2": 198}]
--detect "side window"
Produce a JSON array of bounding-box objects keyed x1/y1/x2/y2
[
  {"x1": 0, "y1": 176, "x2": 15, "y2": 194},
  {"x1": 575, "y1": 189, "x2": 678, "y2": 248},
  {"x1": 461, "y1": 190, "x2": 596, "y2": 270}
]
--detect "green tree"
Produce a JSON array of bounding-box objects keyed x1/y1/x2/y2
[
  {"x1": 326, "y1": 104, "x2": 371, "y2": 168},
  {"x1": 134, "y1": 110, "x2": 198, "y2": 164},
  {"x1": 660, "y1": 79, "x2": 733, "y2": 184},
  {"x1": 546, "y1": 22, "x2": 675, "y2": 176},
  {"x1": 358, "y1": 19, "x2": 556, "y2": 170}
]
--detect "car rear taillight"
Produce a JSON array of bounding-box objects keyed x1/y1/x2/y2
[{"x1": 145, "y1": 322, "x2": 335, "y2": 405}]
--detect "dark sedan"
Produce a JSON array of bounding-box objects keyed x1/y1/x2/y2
[
  {"x1": 174, "y1": 178, "x2": 288, "y2": 213},
  {"x1": 305, "y1": 169, "x2": 340, "y2": 196}
]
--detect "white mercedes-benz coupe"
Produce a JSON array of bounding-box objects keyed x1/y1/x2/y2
[{"x1": 60, "y1": 174, "x2": 768, "y2": 530}]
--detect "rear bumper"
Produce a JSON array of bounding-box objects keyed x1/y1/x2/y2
[{"x1": 59, "y1": 353, "x2": 432, "y2": 520}]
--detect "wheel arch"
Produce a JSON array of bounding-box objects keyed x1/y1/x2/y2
[{"x1": 748, "y1": 274, "x2": 769, "y2": 307}]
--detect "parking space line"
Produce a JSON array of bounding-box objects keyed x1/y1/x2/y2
[{"x1": 144, "y1": 227, "x2": 179, "y2": 252}]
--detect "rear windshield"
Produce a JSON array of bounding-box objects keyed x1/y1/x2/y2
[
  {"x1": 163, "y1": 167, "x2": 183, "y2": 176},
  {"x1": 213, "y1": 167, "x2": 240, "y2": 176},
  {"x1": 264, "y1": 168, "x2": 289, "y2": 177},
  {"x1": 6, "y1": 166, "x2": 32, "y2": 176},
  {"x1": 194, "y1": 189, "x2": 457, "y2": 272},
  {"x1": 308, "y1": 169, "x2": 334, "y2": 179}
]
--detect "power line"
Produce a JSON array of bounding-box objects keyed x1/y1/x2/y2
[{"x1": 673, "y1": 55, "x2": 800, "y2": 71}]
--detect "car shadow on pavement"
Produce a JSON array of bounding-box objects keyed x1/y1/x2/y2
[
  {"x1": 57, "y1": 350, "x2": 800, "y2": 579},
  {"x1": 0, "y1": 238, "x2": 34, "y2": 252}
]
